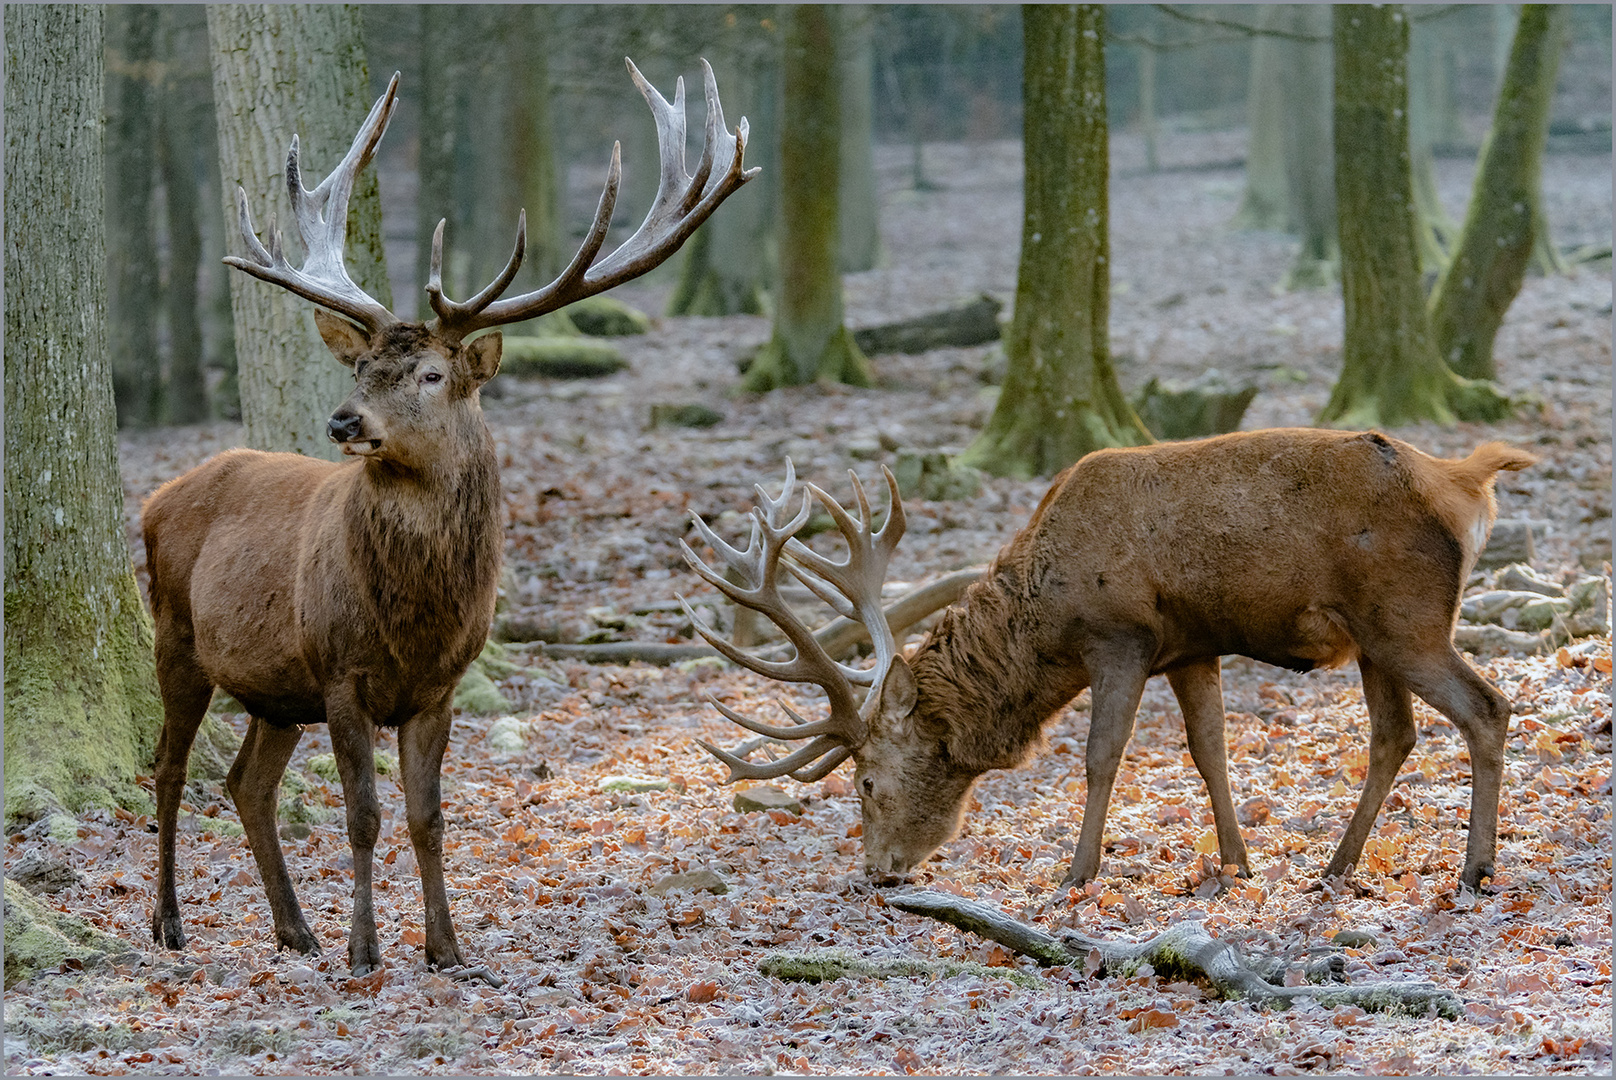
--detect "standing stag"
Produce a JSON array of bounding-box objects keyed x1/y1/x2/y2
[
  {"x1": 682, "y1": 430, "x2": 1534, "y2": 893},
  {"x1": 145, "y1": 63, "x2": 756, "y2": 974}
]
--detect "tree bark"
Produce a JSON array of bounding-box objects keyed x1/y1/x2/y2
[
  {"x1": 667, "y1": 15, "x2": 778, "y2": 318},
  {"x1": 1409, "y1": 17, "x2": 1460, "y2": 275},
  {"x1": 4, "y1": 4, "x2": 163, "y2": 824},
  {"x1": 960, "y1": 5, "x2": 1150, "y2": 480},
  {"x1": 1232, "y1": 6, "x2": 1291, "y2": 231},
  {"x1": 415, "y1": 4, "x2": 463, "y2": 316},
  {"x1": 156, "y1": 4, "x2": 213, "y2": 425},
  {"x1": 838, "y1": 5, "x2": 880, "y2": 273},
  {"x1": 104, "y1": 4, "x2": 163, "y2": 427},
  {"x1": 1429, "y1": 5, "x2": 1567, "y2": 382},
  {"x1": 1320, "y1": 5, "x2": 1512, "y2": 429},
  {"x1": 743, "y1": 4, "x2": 871, "y2": 390},
  {"x1": 206, "y1": 4, "x2": 393, "y2": 459},
  {"x1": 1279, "y1": 4, "x2": 1338, "y2": 290}
]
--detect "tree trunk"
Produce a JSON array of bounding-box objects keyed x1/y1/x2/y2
[
  {"x1": 1232, "y1": 6, "x2": 1292, "y2": 231},
  {"x1": 1279, "y1": 4, "x2": 1338, "y2": 290},
  {"x1": 507, "y1": 5, "x2": 564, "y2": 290},
  {"x1": 156, "y1": 4, "x2": 212, "y2": 425},
  {"x1": 743, "y1": 4, "x2": 871, "y2": 390},
  {"x1": 960, "y1": 5, "x2": 1150, "y2": 480},
  {"x1": 1320, "y1": 5, "x2": 1512, "y2": 429},
  {"x1": 1408, "y1": 17, "x2": 1460, "y2": 275},
  {"x1": 838, "y1": 5, "x2": 880, "y2": 273},
  {"x1": 1429, "y1": 5, "x2": 1567, "y2": 382},
  {"x1": 104, "y1": 4, "x2": 163, "y2": 428},
  {"x1": 668, "y1": 21, "x2": 778, "y2": 318},
  {"x1": 207, "y1": 4, "x2": 393, "y2": 459},
  {"x1": 415, "y1": 4, "x2": 463, "y2": 317},
  {"x1": 4, "y1": 4, "x2": 163, "y2": 824}
]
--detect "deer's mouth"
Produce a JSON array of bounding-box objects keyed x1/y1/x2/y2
[{"x1": 340, "y1": 439, "x2": 383, "y2": 457}]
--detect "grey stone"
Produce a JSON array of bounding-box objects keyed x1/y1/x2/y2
[
  {"x1": 733, "y1": 785, "x2": 803, "y2": 814},
  {"x1": 648, "y1": 869, "x2": 729, "y2": 897}
]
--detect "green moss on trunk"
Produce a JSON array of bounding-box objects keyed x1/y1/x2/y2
[
  {"x1": 1320, "y1": 5, "x2": 1515, "y2": 429},
  {"x1": 1428, "y1": 5, "x2": 1566, "y2": 381},
  {"x1": 961, "y1": 5, "x2": 1150, "y2": 479}
]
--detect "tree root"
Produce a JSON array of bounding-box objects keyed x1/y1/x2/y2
[{"x1": 886, "y1": 889, "x2": 1462, "y2": 1019}]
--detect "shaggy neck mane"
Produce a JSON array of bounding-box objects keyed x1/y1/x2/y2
[
  {"x1": 345, "y1": 426, "x2": 501, "y2": 666},
  {"x1": 908, "y1": 553, "x2": 1090, "y2": 774}
]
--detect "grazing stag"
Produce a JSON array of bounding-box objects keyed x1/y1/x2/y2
[
  {"x1": 146, "y1": 62, "x2": 756, "y2": 974},
  {"x1": 681, "y1": 430, "x2": 1534, "y2": 893}
]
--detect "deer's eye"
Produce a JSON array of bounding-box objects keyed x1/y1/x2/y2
[
  {"x1": 422, "y1": 371, "x2": 443, "y2": 385},
  {"x1": 861, "y1": 776, "x2": 875, "y2": 797}
]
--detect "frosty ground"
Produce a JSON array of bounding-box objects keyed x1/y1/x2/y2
[{"x1": 5, "y1": 133, "x2": 1611, "y2": 1075}]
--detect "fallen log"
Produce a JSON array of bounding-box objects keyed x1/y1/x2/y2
[
  {"x1": 851, "y1": 295, "x2": 1002, "y2": 356},
  {"x1": 886, "y1": 889, "x2": 1462, "y2": 1019},
  {"x1": 527, "y1": 568, "x2": 984, "y2": 665}
]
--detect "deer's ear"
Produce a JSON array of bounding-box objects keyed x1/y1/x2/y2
[
  {"x1": 464, "y1": 331, "x2": 502, "y2": 385},
  {"x1": 314, "y1": 309, "x2": 370, "y2": 367},
  {"x1": 878, "y1": 656, "x2": 918, "y2": 721}
]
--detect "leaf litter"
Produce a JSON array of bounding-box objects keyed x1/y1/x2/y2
[{"x1": 7, "y1": 132, "x2": 1610, "y2": 1075}]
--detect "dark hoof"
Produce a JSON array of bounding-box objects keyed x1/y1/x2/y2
[
  {"x1": 152, "y1": 912, "x2": 186, "y2": 951},
  {"x1": 277, "y1": 925, "x2": 321, "y2": 955},
  {"x1": 349, "y1": 942, "x2": 382, "y2": 976}
]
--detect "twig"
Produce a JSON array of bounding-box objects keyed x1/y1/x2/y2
[{"x1": 886, "y1": 889, "x2": 1462, "y2": 1018}]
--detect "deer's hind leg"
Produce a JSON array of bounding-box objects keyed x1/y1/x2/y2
[
  {"x1": 1168, "y1": 657, "x2": 1250, "y2": 877},
  {"x1": 151, "y1": 635, "x2": 215, "y2": 950},
  {"x1": 227, "y1": 716, "x2": 318, "y2": 954},
  {"x1": 1322, "y1": 654, "x2": 1418, "y2": 885}
]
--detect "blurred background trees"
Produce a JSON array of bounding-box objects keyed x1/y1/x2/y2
[{"x1": 93, "y1": 3, "x2": 1610, "y2": 434}]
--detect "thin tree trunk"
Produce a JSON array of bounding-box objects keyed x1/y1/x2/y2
[
  {"x1": 839, "y1": 5, "x2": 880, "y2": 273},
  {"x1": 960, "y1": 4, "x2": 1150, "y2": 480},
  {"x1": 743, "y1": 4, "x2": 871, "y2": 390},
  {"x1": 1429, "y1": 5, "x2": 1567, "y2": 382},
  {"x1": 1280, "y1": 4, "x2": 1338, "y2": 290},
  {"x1": 105, "y1": 4, "x2": 163, "y2": 427},
  {"x1": 4, "y1": 4, "x2": 163, "y2": 823},
  {"x1": 1232, "y1": 5, "x2": 1291, "y2": 231},
  {"x1": 1139, "y1": 43, "x2": 1160, "y2": 174},
  {"x1": 415, "y1": 4, "x2": 462, "y2": 317},
  {"x1": 668, "y1": 23, "x2": 777, "y2": 318},
  {"x1": 156, "y1": 4, "x2": 211, "y2": 425},
  {"x1": 207, "y1": 4, "x2": 393, "y2": 459},
  {"x1": 1320, "y1": 5, "x2": 1512, "y2": 429}
]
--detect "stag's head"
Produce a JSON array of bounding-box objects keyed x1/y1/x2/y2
[
  {"x1": 681, "y1": 466, "x2": 982, "y2": 883},
  {"x1": 225, "y1": 63, "x2": 757, "y2": 466}
]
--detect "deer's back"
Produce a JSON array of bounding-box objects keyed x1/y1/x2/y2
[{"x1": 1021, "y1": 429, "x2": 1476, "y2": 671}]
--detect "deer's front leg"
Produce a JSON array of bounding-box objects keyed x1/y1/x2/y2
[
  {"x1": 399, "y1": 700, "x2": 464, "y2": 970},
  {"x1": 327, "y1": 688, "x2": 382, "y2": 974},
  {"x1": 1061, "y1": 644, "x2": 1152, "y2": 888}
]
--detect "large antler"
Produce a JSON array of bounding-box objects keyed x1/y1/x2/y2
[
  {"x1": 428, "y1": 57, "x2": 759, "y2": 340},
  {"x1": 223, "y1": 72, "x2": 402, "y2": 335},
  {"x1": 679, "y1": 464, "x2": 908, "y2": 783}
]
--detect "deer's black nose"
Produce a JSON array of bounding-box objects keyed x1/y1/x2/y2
[{"x1": 328, "y1": 410, "x2": 364, "y2": 443}]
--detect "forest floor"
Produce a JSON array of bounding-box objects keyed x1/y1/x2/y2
[{"x1": 6, "y1": 132, "x2": 1611, "y2": 1075}]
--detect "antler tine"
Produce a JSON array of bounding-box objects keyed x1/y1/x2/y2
[
  {"x1": 683, "y1": 464, "x2": 914, "y2": 785},
  {"x1": 444, "y1": 57, "x2": 758, "y2": 336},
  {"x1": 695, "y1": 734, "x2": 850, "y2": 784},
  {"x1": 223, "y1": 72, "x2": 401, "y2": 335}
]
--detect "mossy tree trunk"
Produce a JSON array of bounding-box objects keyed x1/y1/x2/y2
[
  {"x1": 105, "y1": 4, "x2": 163, "y2": 428},
  {"x1": 207, "y1": 4, "x2": 393, "y2": 458},
  {"x1": 1232, "y1": 6, "x2": 1292, "y2": 231},
  {"x1": 1428, "y1": 5, "x2": 1567, "y2": 382},
  {"x1": 1279, "y1": 4, "x2": 1338, "y2": 290},
  {"x1": 415, "y1": 4, "x2": 464, "y2": 316},
  {"x1": 156, "y1": 4, "x2": 213, "y2": 425},
  {"x1": 1408, "y1": 16, "x2": 1461, "y2": 276},
  {"x1": 1319, "y1": 5, "x2": 1512, "y2": 430},
  {"x1": 839, "y1": 4, "x2": 880, "y2": 273},
  {"x1": 4, "y1": 4, "x2": 163, "y2": 824},
  {"x1": 668, "y1": 16, "x2": 779, "y2": 318},
  {"x1": 743, "y1": 4, "x2": 871, "y2": 390},
  {"x1": 960, "y1": 5, "x2": 1150, "y2": 480}
]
